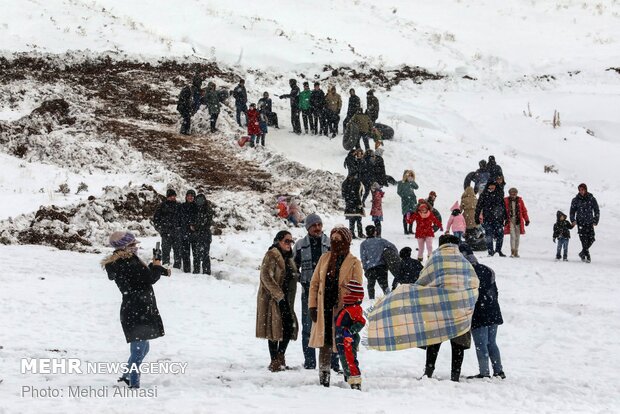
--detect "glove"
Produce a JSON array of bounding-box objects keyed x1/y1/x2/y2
[
  {"x1": 525, "y1": 221, "x2": 530, "y2": 227},
  {"x1": 553, "y1": 238, "x2": 556, "y2": 243},
  {"x1": 309, "y1": 307, "x2": 318, "y2": 323}
]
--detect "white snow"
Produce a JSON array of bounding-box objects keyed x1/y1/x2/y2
[{"x1": 1, "y1": 0, "x2": 620, "y2": 413}]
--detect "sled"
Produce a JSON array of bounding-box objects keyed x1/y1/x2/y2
[
  {"x1": 464, "y1": 227, "x2": 487, "y2": 251},
  {"x1": 343, "y1": 123, "x2": 360, "y2": 151},
  {"x1": 374, "y1": 123, "x2": 394, "y2": 140},
  {"x1": 237, "y1": 136, "x2": 251, "y2": 147}
]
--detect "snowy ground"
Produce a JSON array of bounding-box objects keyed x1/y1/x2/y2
[{"x1": 1, "y1": 0, "x2": 620, "y2": 413}]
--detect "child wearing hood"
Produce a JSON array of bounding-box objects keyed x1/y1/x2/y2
[
  {"x1": 247, "y1": 103, "x2": 261, "y2": 148},
  {"x1": 406, "y1": 199, "x2": 443, "y2": 261},
  {"x1": 553, "y1": 211, "x2": 574, "y2": 261},
  {"x1": 370, "y1": 182, "x2": 384, "y2": 237},
  {"x1": 446, "y1": 201, "x2": 467, "y2": 241}
]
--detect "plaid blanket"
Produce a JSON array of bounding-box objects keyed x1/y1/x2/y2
[{"x1": 367, "y1": 244, "x2": 479, "y2": 351}]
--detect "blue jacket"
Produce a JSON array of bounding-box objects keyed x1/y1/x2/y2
[
  {"x1": 359, "y1": 237, "x2": 397, "y2": 271},
  {"x1": 570, "y1": 193, "x2": 600, "y2": 226}
]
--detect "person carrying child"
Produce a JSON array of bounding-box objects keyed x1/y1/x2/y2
[
  {"x1": 406, "y1": 199, "x2": 443, "y2": 261},
  {"x1": 446, "y1": 201, "x2": 467, "y2": 241},
  {"x1": 335, "y1": 280, "x2": 366, "y2": 391},
  {"x1": 370, "y1": 182, "x2": 384, "y2": 237},
  {"x1": 553, "y1": 210, "x2": 574, "y2": 261}
]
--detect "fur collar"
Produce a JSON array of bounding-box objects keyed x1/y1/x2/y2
[{"x1": 100, "y1": 249, "x2": 135, "y2": 267}]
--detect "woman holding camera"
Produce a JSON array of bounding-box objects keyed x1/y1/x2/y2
[{"x1": 102, "y1": 231, "x2": 169, "y2": 389}]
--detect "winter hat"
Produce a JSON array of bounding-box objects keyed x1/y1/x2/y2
[
  {"x1": 186, "y1": 189, "x2": 196, "y2": 197},
  {"x1": 400, "y1": 247, "x2": 412, "y2": 259},
  {"x1": 458, "y1": 243, "x2": 478, "y2": 264},
  {"x1": 166, "y1": 189, "x2": 177, "y2": 197},
  {"x1": 578, "y1": 183, "x2": 588, "y2": 191},
  {"x1": 304, "y1": 213, "x2": 322, "y2": 230},
  {"x1": 343, "y1": 280, "x2": 365, "y2": 304},
  {"x1": 109, "y1": 231, "x2": 137, "y2": 249},
  {"x1": 330, "y1": 226, "x2": 353, "y2": 245},
  {"x1": 450, "y1": 201, "x2": 460, "y2": 211}
]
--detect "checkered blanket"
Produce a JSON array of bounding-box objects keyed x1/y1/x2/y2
[{"x1": 367, "y1": 244, "x2": 479, "y2": 351}]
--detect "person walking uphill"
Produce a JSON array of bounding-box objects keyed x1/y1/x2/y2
[
  {"x1": 256, "y1": 230, "x2": 299, "y2": 372},
  {"x1": 366, "y1": 90, "x2": 379, "y2": 123},
  {"x1": 178, "y1": 189, "x2": 200, "y2": 273},
  {"x1": 342, "y1": 175, "x2": 365, "y2": 239},
  {"x1": 279, "y1": 79, "x2": 302, "y2": 134},
  {"x1": 397, "y1": 170, "x2": 419, "y2": 235},
  {"x1": 102, "y1": 231, "x2": 169, "y2": 389},
  {"x1": 343, "y1": 89, "x2": 361, "y2": 131},
  {"x1": 232, "y1": 79, "x2": 248, "y2": 127},
  {"x1": 461, "y1": 187, "x2": 478, "y2": 234},
  {"x1": 203, "y1": 82, "x2": 221, "y2": 133},
  {"x1": 504, "y1": 188, "x2": 530, "y2": 258},
  {"x1": 446, "y1": 201, "x2": 467, "y2": 242},
  {"x1": 570, "y1": 183, "x2": 600, "y2": 263},
  {"x1": 475, "y1": 182, "x2": 507, "y2": 257},
  {"x1": 309, "y1": 227, "x2": 364, "y2": 387},
  {"x1": 153, "y1": 189, "x2": 181, "y2": 269},
  {"x1": 406, "y1": 200, "x2": 443, "y2": 261}
]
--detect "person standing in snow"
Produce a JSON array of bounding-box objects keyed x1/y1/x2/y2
[
  {"x1": 309, "y1": 227, "x2": 363, "y2": 387},
  {"x1": 570, "y1": 183, "x2": 600, "y2": 263},
  {"x1": 153, "y1": 189, "x2": 181, "y2": 269},
  {"x1": 342, "y1": 175, "x2": 365, "y2": 239},
  {"x1": 459, "y1": 243, "x2": 505, "y2": 380},
  {"x1": 426, "y1": 191, "x2": 442, "y2": 231},
  {"x1": 445, "y1": 201, "x2": 467, "y2": 242},
  {"x1": 258, "y1": 91, "x2": 279, "y2": 129},
  {"x1": 247, "y1": 103, "x2": 262, "y2": 148},
  {"x1": 344, "y1": 148, "x2": 364, "y2": 178},
  {"x1": 343, "y1": 89, "x2": 361, "y2": 131},
  {"x1": 203, "y1": 81, "x2": 220, "y2": 133},
  {"x1": 349, "y1": 108, "x2": 374, "y2": 151},
  {"x1": 503, "y1": 187, "x2": 530, "y2": 258},
  {"x1": 325, "y1": 85, "x2": 342, "y2": 137},
  {"x1": 553, "y1": 211, "x2": 574, "y2": 261},
  {"x1": 335, "y1": 280, "x2": 366, "y2": 390},
  {"x1": 360, "y1": 149, "x2": 375, "y2": 206},
  {"x1": 359, "y1": 225, "x2": 397, "y2": 299},
  {"x1": 194, "y1": 193, "x2": 215, "y2": 275},
  {"x1": 370, "y1": 182, "x2": 385, "y2": 237},
  {"x1": 366, "y1": 90, "x2": 379, "y2": 123},
  {"x1": 391, "y1": 247, "x2": 423, "y2": 289},
  {"x1": 487, "y1": 155, "x2": 504, "y2": 183},
  {"x1": 475, "y1": 182, "x2": 507, "y2": 257},
  {"x1": 463, "y1": 160, "x2": 490, "y2": 195},
  {"x1": 256, "y1": 230, "x2": 299, "y2": 372},
  {"x1": 279, "y1": 79, "x2": 302, "y2": 134},
  {"x1": 103, "y1": 231, "x2": 168, "y2": 389},
  {"x1": 397, "y1": 170, "x2": 419, "y2": 235},
  {"x1": 461, "y1": 187, "x2": 478, "y2": 235},
  {"x1": 177, "y1": 84, "x2": 194, "y2": 135},
  {"x1": 310, "y1": 82, "x2": 327, "y2": 136},
  {"x1": 299, "y1": 81, "x2": 313, "y2": 134},
  {"x1": 232, "y1": 79, "x2": 248, "y2": 127},
  {"x1": 406, "y1": 200, "x2": 443, "y2": 261},
  {"x1": 178, "y1": 189, "x2": 199, "y2": 273}
]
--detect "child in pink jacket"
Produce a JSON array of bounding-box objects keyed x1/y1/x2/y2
[
  {"x1": 446, "y1": 201, "x2": 467, "y2": 241},
  {"x1": 370, "y1": 182, "x2": 384, "y2": 237}
]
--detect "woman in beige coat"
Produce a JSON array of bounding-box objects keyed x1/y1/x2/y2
[
  {"x1": 256, "y1": 230, "x2": 299, "y2": 372},
  {"x1": 308, "y1": 226, "x2": 363, "y2": 387},
  {"x1": 461, "y1": 187, "x2": 478, "y2": 231}
]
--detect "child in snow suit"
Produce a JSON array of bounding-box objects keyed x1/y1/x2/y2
[
  {"x1": 406, "y1": 200, "x2": 443, "y2": 261},
  {"x1": 446, "y1": 201, "x2": 467, "y2": 242},
  {"x1": 553, "y1": 211, "x2": 574, "y2": 261},
  {"x1": 335, "y1": 280, "x2": 366, "y2": 391},
  {"x1": 370, "y1": 182, "x2": 384, "y2": 237},
  {"x1": 247, "y1": 103, "x2": 261, "y2": 148}
]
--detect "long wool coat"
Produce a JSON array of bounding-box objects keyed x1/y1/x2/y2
[
  {"x1": 256, "y1": 248, "x2": 299, "y2": 341},
  {"x1": 461, "y1": 187, "x2": 478, "y2": 230},
  {"x1": 308, "y1": 252, "x2": 363, "y2": 351}
]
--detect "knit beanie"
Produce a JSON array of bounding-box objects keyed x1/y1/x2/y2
[
  {"x1": 108, "y1": 231, "x2": 137, "y2": 249},
  {"x1": 186, "y1": 189, "x2": 196, "y2": 197},
  {"x1": 166, "y1": 189, "x2": 177, "y2": 197},
  {"x1": 330, "y1": 226, "x2": 352, "y2": 245},
  {"x1": 343, "y1": 280, "x2": 365, "y2": 304},
  {"x1": 305, "y1": 213, "x2": 322, "y2": 230}
]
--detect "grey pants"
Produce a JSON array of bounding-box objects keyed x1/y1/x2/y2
[{"x1": 509, "y1": 219, "x2": 520, "y2": 251}]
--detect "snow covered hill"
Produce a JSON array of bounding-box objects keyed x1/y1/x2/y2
[{"x1": 1, "y1": 1, "x2": 620, "y2": 413}]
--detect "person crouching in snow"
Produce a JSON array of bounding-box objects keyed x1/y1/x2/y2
[
  {"x1": 247, "y1": 103, "x2": 261, "y2": 148},
  {"x1": 276, "y1": 196, "x2": 289, "y2": 220},
  {"x1": 335, "y1": 280, "x2": 366, "y2": 390},
  {"x1": 370, "y1": 182, "x2": 384, "y2": 237},
  {"x1": 406, "y1": 200, "x2": 443, "y2": 261},
  {"x1": 446, "y1": 201, "x2": 467, "y2": 242}
]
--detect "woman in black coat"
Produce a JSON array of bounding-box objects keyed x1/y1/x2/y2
[{"x1": 102, "y1": 231, "x2": 169, "y2": 388}]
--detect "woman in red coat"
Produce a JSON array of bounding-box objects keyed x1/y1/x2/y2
[
  {"x1": 406, "y1": 200, "x2": 443, "y2": 261},
  {"x1": 503, "y1": 187, "x2": 530, "y2": 258},
  {"x1": 247, "y1": 103, "x2": 262, "y2": 147}
]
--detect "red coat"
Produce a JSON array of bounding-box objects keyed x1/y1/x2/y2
[
  {"x1": 406, "y1": 211, "x2": 442, "y2": 238},
  {"x1": 370, "y1": 189, "x2": 384, "y2": 217},
  {"x1": 247, "y1": 109, "x2": 261, "y2": 135},
  {"x1": 503, "y1": 196, "x2": 529, "y2": 235}
]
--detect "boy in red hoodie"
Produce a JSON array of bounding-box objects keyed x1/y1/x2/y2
[
  {"x1": 406, "y1": 199, "x2": 443, "y2": 261},
  {"x1": 335, "y1": 280, "x2": 366, "y2": 391}
]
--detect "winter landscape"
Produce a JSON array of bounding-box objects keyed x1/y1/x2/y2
[{"x1": 1, "y1": 1, "x2": 619, "y2": 413}]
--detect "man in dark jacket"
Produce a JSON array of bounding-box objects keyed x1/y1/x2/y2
[
  {"x1": 203, "y1": 82, "x2": 221, "y2": 133},
  {"x1": 359, "y1": 225, "x2": 397, "y2": 299},
  {"x1": 344, "y1": 149, "x2": 363, "y2": 177},
  {"x1": 570, "y1": 183, "x2": 600, "y2": 262},
  {"x1": 342, "y1": 175, "x2": 364, "y2": 238},
  {"x1": 310, "y1": 82, "x2": 326, "y2": 136},
  {"x1": 459, "y1": 244, "x2": 505, "y2": 379},
  {"x1": 232, "y1": 79, "x2": 248, "y2": 127},
  {"x1": 487, "y1": 156, "x2": 504, "y2": 182},
  {"x1": 177, "y1": 85, "x2": 193, "y2": 135},
  {"x1": 366, "y1": 90, "x2": 380, "y2": 123},
  {"x1": 195, "y1": 193, "x2": 215, "y2": 275},
  {"x1": 475, "y1": 182, "x2": 507, "y2": 256},
  {"x1": 392, "y1": 247, "x2": 423, "y2": 289},
  {"x1": 343, "y1": 88, "x2": 361, "y2": 130},
  {"x1": 178, "y1": 189, "x2": 199, "y2": 273},
  {"x1": 153, "y1": 189, "x2": 181, "y2": 268},
  {"x1": 463, "y1": 160, "x2": 490, "y2": 194},
  {"x1": 258, "y1": 92, "x2": 278, "y2": 128},
  {"x1": 279, "y1": 79, "x2": 302, "y2": 134}
]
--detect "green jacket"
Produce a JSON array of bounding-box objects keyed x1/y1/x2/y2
[
  {"x1": 397, "y1": 180, "x2": 419, "y2": 215},
  {"x1": 299, "y1": 90, "x2": 311, "y2": 111},
  {"x1": 204, "y1": 88, "x2": 220, "y2": 114}
]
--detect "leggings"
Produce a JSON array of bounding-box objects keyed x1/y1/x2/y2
[
  {"x1": 417, "y1": 237, "x2": 433, "y2": 259},
  {"x1": 268, "y1": 339, "x2": 290, "y2": 359}
]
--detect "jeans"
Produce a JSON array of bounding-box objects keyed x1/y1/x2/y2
[
  {"x1": 471, "y1": 325, "x2": 503, "y2": 376},
  {"x1": 123, "y1": 340, "x2": 150, "y2": 387},
  {"x1": 556, "y1": 237, "x2": 569, "y2": 259},
  {"x1": 483, "y1": 222, "x2": 504, "y2": 254},
  {"x1": 365, "y1": 265, "x2": 389, "y2": 300},
  {"x1": 453, "y1": 231, "x2": 464, "y2": 242},
  {"x1": 235, "y1": 103, "x2": 247, "y2": 126},
  {"x1": 301, "y1": 283, "x2": 315, "y2": 368}
]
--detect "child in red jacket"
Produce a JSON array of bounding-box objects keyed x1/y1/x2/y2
[
  {"x1": 335, "y1": 280, "x2": 366, "y2": 391},
  {"x1": 370, "y1": 182, "x2": 384, "y2": 237},
  {"x1": 406, "y1": 200, "x2": 443, "y2": 261},
  {"x1": 247, "y1": 103, "x2": 261, "y2": 148}
]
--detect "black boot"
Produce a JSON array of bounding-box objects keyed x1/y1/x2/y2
[{"x1": 319, "y1": 371, "x2": 330, "y2": 387}]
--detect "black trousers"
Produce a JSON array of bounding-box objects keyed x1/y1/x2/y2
[
  {"x1": 355, "y1": 135, "x2": 370, "y2": 151},
  {"x1": 196, "y1": 234, "x2": 212, "y2": 274},
  {"x1": 577, "y1": 224, "x2": 595, "y2": 256},
  {"x1": 348, "y1": 217, "x2": 363, "y2": 237},
  {"x1": 311, "y1": 109, "x2": 324, "y2": 134},
  {"x1": 291, "y1": 107, "x2": 301, "y2": 133},
  {"x1": 181, "y1": 237, "x2": 200, "y2": 273},
  {"x1": 161, "y1": 233, "x2": 181, "y2": 267},
  {"x1": 301, "y1": 108, "x2": 313, "y2": 132},
  {"x1": 425, "y1": 340, "x2": 465, "y2": 382},
  {"x1": 180, "y1": 113, "x2": 191, "y2": 135},
  {"x1": 209, "y1": 112, "x2": 219, "y2": 132},
  {"x1": 403, "y1": 214, "x2": 413, "y2": 234},
  {"x1": 267, "y1": 112, "x2": 279, "y2": 128},
  {"x1": 327, "y1": 111, "x2": 340, "y2": 135},
  {"x1": 366, "y1": 265, "x2": 389, "y2": 299}
]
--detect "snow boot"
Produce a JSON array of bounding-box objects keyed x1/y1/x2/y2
[
  {"x1": 467, "y1": 374, "x2": 491, "y2": 379},
  {"x1": 513, "y1": 249, "x2": 520, "y2": 258},
  {"x1": 579, "y1": 251, "x2": 586, "y2": 262},
  {"x1": 268, "y1": 357, "x2": 282, "y2": 372},
  {"x1": 555, "y1": 254, "x2": 561, "y2": 261},
  {"x1": 319, "y1": 371, "x2": 330, "y2": 387},
  {"x1": 117, "y1": 376, "x2": 130, "y2": 386},
  {"x1": 493, "y1": 371, "x2": 506, "y2": 379},
  {"x1": 277, "y1": 353, "x2": 290, "y2": 370},
  {"x1": 497, "y1": 251, "x2": 506, "y2": 257}
]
